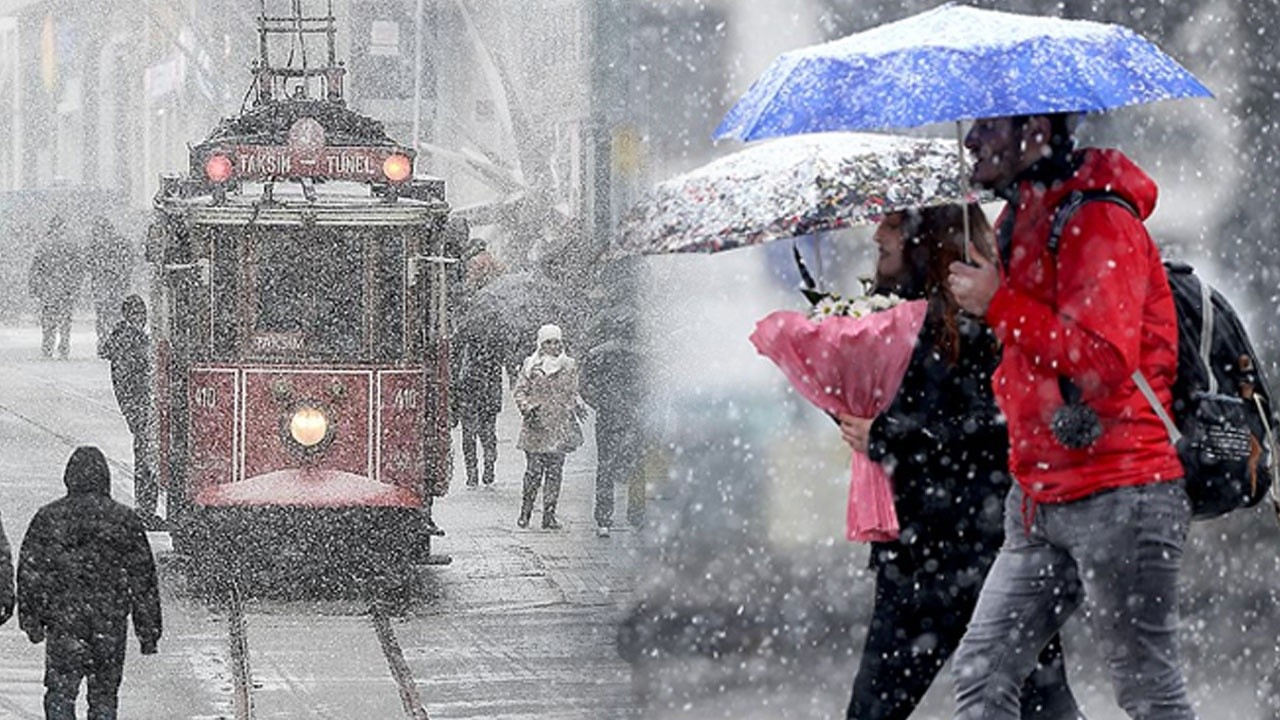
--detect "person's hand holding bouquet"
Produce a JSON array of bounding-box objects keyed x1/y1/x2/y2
[
  {"x1": 837, "y1": 413, "x2": 873, "y2": 454},
  {"x1": 750, "y1": 288, "x2": 926, "y2": 542}
]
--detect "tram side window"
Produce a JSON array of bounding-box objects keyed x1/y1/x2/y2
[
  {"x1": 255, "y1": 231, "x2": 364, "y2": 358},
  {"x1": 374, "y1": 233, "x2": 405, "y2": 361},
  {"x1": 211, "y1": 230, "x2": 240, "y2": 359}
]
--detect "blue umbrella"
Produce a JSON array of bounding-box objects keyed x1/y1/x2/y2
[{"x1": 714, "y1": 3, "x2": 1213, "y2": 141}]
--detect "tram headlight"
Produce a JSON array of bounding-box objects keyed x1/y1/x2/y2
[
  {"x1": 289, "y1": 406, "x2": 329, "y2": 448},
  {"x1": 205, "y1": 153, "x2": 233, "y2": 183},
  {"x1": 382, "y1": 153, "x2": 412, "y2": 183}
]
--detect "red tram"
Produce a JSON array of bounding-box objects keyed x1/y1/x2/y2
[{"x1": 148, "y1": 9, "x2": 456, "y2": 590}]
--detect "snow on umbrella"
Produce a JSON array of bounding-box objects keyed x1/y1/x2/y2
[
  {"x1": 714, "y1": 2, "x2": 1213, "y2": 141},
  {"x1": 616, "y1": 132, "x2": 989, "y2": 255}
]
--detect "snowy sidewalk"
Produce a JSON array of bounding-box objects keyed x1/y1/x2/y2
[{"x1": 0, "y1": 321, "x2": 644, "y2": 718}]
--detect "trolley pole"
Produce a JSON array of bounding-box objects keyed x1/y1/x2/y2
[{"x1": 412, "y1": 0, "x2": 425, "y2": 150}]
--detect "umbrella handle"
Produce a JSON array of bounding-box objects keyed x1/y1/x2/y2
[
  {"x1": 793, "y1": 242, "x2": 833, "y2": 306},
  {"x1": 956, "y1": 121, "x2": 972, "y2": 265},
  {"x1": 793, "y1": 242, "x2": 818, "y2": 289}
]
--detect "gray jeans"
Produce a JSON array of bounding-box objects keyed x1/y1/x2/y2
[{"x1": 953, "y1": 481, "x2": 1195, "y2": 720}]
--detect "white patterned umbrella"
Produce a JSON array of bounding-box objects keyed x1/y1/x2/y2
[{"x1": 616, "y1": 132, "x2": 989, "y2": 256}]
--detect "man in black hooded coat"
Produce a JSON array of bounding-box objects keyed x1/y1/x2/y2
[
  {"x1": 453, "y1": 322, "x2": 505, "y2": 487},
  {"x1": 17, "y1": 446, "x2": 162, "y2": 720},
  {"x1": 103, "y1": 295, "x2": 162, "y2": 528}
]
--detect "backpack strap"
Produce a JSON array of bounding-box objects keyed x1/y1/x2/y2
[
  {"x1": 1133, "y1": 269, "x2": 1216, "y2": 446},
  {"x1": 1047, "y1": 189, "x2": 1139, "y2": 255},
  {"x1": 1193, "y1": 275, "x2": 1217, "y2": 394},
  {"x1": 1132, "y1": 370, "x2": 1182, "y2": 444},
  {"x1": 1048, "y1": 190, "x2": 1183, "y2": 445}
]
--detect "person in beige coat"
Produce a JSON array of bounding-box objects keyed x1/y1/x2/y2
[{"x1": 514, "y1": 324, "x2": 586, "y2": 529}]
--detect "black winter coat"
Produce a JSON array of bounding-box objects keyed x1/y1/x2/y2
[
  {"x1": 104, "y1": 320, "x2": 152, "y2": 434},
  {"x1": 866, "y1": 314, "x2": 1009, "y2": 575},
  {"x1": 17, "y1": 448, "x2": 162, "y2": 648},
  {"x1": 455, "y1": 329, "x2": 505, "y2": 420},
  {"x1": 581, "y1": 341, "x2": 642, "y2": 424},
  {"x1": 28, "y1": 240, "x2": 83, "y2": 306}
]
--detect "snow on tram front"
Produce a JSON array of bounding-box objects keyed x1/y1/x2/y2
[{"x1": 147, "y1": 8, "x2": 456, "y2": 593}]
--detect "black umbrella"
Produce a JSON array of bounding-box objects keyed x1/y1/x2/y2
[{"x1": 457, "y1": 270, "x2": 574, "y2": 364}]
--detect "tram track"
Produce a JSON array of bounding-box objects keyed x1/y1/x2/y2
[{"x1": 224, "y1": 584, "x2": 431, "y2": 720}]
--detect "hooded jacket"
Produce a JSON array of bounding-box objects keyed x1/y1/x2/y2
[
  {"x1": 985, "y1": 148, "x2": 1182, "y2": 504},
  {"x1": 17, "y1": 447, "x2": 162, "y2": 649},
  {"x1": 514, "y1": 355, "x2": 583, "y2": 454}
]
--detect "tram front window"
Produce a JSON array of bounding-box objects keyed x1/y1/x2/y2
[{"x1": 255, "y1": 231, "x2": 363, "y2": 357}]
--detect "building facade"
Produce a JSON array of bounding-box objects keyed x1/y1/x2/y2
[{"x1": 0, "y1": 0, "x2": 597, "y2": 228}]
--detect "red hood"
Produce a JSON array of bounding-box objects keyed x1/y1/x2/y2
[{"x1": 1039, "y1": 148, "x2": 1158, "y2": 221}]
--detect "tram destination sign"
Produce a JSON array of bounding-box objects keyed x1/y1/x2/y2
[{"x1": 225, "y1": 144, "x2": 404, "y2": 182}]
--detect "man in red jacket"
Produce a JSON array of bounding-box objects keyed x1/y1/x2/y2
[{"x1": 947, "y1": 113, "x2": 1194, "y2": 720}]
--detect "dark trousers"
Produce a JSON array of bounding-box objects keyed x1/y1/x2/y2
[
  {"x1": 593, "y1": 416, "x2": 645, "y2": 528},
  {"x1": 40, "y1": 303, "x2": 72, "y2": 359},
  {"x1": 461, "y1": 409, "x2": 498, "y2": 486},
  {"x1": 44, "y1": 625, "x2": 128, "y2": 720},
  {"x1": 848, "y1": 558, "x2": 1081, "y2": 720},
  {"x1": 521, "y1": 452, "x2": 565, "y2": 523},
  {"x1": 132, "y1": 429, "x2": 158, "y2": 517},
  {"x1": 125, "y1": 412, "x2": 159, "y2": 518}
]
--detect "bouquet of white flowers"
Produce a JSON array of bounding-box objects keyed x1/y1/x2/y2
[{"x1": 809, "y1": 280, "x2": 906, "y2": 322}]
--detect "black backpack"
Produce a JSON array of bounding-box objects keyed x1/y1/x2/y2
[{"x1": 1049, "y1": 191, "x2": 1279, "y2": 520}]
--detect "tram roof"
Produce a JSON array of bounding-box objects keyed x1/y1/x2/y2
[{"x1": 156, "y1": 179, "x2": 449, "y2": 228}]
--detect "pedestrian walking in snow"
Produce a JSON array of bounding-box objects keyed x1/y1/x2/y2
[
  {"x1": 514, "y1": 324, "x2": 586, "y2": 530},
  {"x1": 947, "y1": 112, "x2": 1192, "y2": 720},
  {"x1": 581, "y1": 303, "x2": 647, "y2": 537},
  {"x1": 103, "y1": 295, "x2": 164, "y2": 530},
  {"x1": 837, "y1": 205, "x2": 1082, "y2": 720},
  {"x1": 17, "y1": 446, "x2": 162, "y2": 720},
  {"x1": 28, "y1": 216, "x2": 84, "y2": 360},
  {"x1": 85, "y1": 216, "x2": 135, "y2": 359},
  {"x1": 454, "y1": 323, "x2": 505, "y2": 488}
]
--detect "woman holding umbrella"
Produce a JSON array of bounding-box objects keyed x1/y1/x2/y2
[{"x1": 837, "y1": 204, "x2": 1083, "y2": 720}]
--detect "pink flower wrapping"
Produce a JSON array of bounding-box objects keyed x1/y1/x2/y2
[{"x1": 749, "y1": 300, "x2": 927, "y2": 542}]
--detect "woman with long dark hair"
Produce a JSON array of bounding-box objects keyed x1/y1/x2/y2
[{"x1": 837, "y1": 205, "x2": 1083, "y2": 720}]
